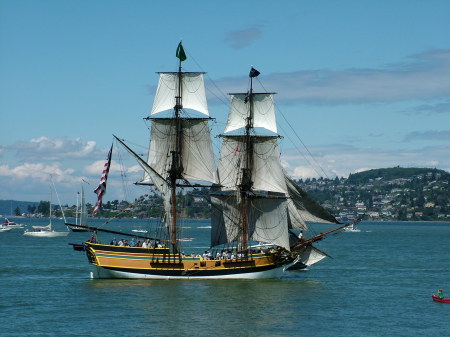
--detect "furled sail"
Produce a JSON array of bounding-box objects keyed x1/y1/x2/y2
[
  {"x1": 224, "y1": 93, "x2": 277, "y2": 134},
  {"x1": 32, "y1": 224, "x2": 52, "y2": 230},
  {"x1": 218, "y1": 136, "x2": 287, "y2": 193},
  {"x1": 150, "y1": 72, "x2": 209, "y2": 116},
  {"x1": 141, "y1": 118, "x2": 218, "y2": 184}
]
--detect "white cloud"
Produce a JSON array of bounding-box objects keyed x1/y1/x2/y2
[
  {"x1": 283, "y1": 143, "x2": 450, "y2": 179},
  {"x1": 292, "y1": 166, "x2": 321, "y2": 180},
  {"x1": 0, "y1": 135, "x2": 150, "y2": 203},
  {"x1": 210, "y1": 49, "x2": 450, "y2": 106},
  {"x1": 11, "y1": 136, "x2": 98, "y2": 161},
  {"x1": 0, "y1": 162, "x2": 74, "y2": 181}
]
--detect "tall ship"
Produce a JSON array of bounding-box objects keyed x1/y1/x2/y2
[{"x1": 75, "y1": 43, "x2": 356, "y2": 279}]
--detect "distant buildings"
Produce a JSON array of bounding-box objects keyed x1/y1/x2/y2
[{"x1": 298, "y1": 168, "x2": 450, "y2": 222}]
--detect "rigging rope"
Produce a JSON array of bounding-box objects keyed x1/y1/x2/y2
[{"x1": 254, "y1": 77, "x2": 330, "y2": 180}]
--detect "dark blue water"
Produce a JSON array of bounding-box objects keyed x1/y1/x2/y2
[{"x1": 1, "y1": 218, "x2": 449, "y2": 336}]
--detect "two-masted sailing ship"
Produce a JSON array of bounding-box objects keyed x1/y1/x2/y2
[{"x1": 76, "y1": 43, "x2": 356, "y2": 279}]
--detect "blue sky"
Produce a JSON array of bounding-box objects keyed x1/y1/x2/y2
[{"x1": 1, "y1": 0, "x2": 449, "y2": 205}]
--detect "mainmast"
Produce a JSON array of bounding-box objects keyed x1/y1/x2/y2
[{"x1": 239, "y1": 67, "x2": 261, "y2": 251}]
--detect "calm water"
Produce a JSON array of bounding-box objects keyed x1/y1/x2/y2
[{"x1": 1, "y1": 218, "x2": 449, "y2": 337}]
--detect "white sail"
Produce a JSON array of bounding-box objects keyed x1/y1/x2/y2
[
  {"x1": 211, "y1": 193, "x2": 291, "y2": 251},
  {"x1": 299, "y1": 245, "x2": 328, "y2": 266},
  {"x1": 150, "y1": 73, "x2": 209, "y2": 116},
  {"x1": 114, "y1": 136, "x2": 173, "y2": 229},
  {"x1": 224, "y1": 93, "x2": 277, "y2": 134},
  {"x1": 210, "y1": 193, "x2": 241, "y2": 247},
  {"x1": 286, "y1": 199, "x2": 309, "y2": 230},
  {"x1": 142, "y1": 119, "x2": 217, "y2": 184},
  {"x1": 218, "y1": 136, "x2": 287, "y2": 193},
  {"x1": 247, "y1": 197, "x2": 290, "y2": 251}
]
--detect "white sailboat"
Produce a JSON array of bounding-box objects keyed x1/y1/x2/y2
[{"x1": 24, "y1": 186, "x2": 69, "y2": 237}]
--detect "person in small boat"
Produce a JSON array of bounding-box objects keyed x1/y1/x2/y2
[{"x1": 438, "y1": 289, "x2": 444, "y2": 298}]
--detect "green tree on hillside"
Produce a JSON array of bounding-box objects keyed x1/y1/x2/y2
[{"x1": 37, "y1": 201, "x2": 50, "y2": 216}]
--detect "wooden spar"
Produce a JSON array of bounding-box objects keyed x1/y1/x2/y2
[
  {"x1": 292, "y1": 218, "x2": 362, "y2": 250},
  {"x1": 64, "y1": 222, "x2": 163, "y2": 242}
]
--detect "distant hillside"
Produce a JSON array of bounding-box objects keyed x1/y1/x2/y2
[
  {"x1": 0, "y1": 200, "x2": 39, "y2": 217},
  {"x1": 347, "y1": 167, "x2": 450, "y2": 185},
  {"x1": 300, "y1": 166, "x2": 450, "y2": 221},
  {"x1": 2, "y1": 167, "x2": 449, "y2": 221}
]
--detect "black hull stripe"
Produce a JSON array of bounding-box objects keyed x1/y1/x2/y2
[{"x1": 101, "y1": 264, "x2": 279, "y2": 277}]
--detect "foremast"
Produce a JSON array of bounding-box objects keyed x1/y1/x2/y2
[
  {"x1": 166, "y1": 54, "x2": 184, "y2": 253},
  {"x1": 117, "y1": 42, "x2": 217, "y2": 255}
]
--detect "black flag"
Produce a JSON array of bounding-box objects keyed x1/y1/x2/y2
[{"x1": 249, "y1": 67, "x2": 260, "y2": 78}]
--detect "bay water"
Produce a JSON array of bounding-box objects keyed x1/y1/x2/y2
[{"x1": 1, "y1": 218, "x2": 449, "y2": 336}]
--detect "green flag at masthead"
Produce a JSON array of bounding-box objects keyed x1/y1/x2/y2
[{"x1": 176, "y1": 41, "x2": 187, "y2": 61}]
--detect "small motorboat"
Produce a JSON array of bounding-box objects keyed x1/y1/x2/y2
[
  {"x1": 2, "y1": 218, "x2": 24, "y2": 229},
  {"x1": 132, "y1": 229, "x2": 148, "y2": 233},
  {"x1": 343, "y1": 224, "x2": 361, "y2": 232},
  {"x1": 432, "y1": 294, "x2": 450, "y2": 303}
]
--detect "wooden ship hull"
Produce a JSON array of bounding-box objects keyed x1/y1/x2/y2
[{"x1": 84, "y1": 242, "x2": 297, "y2": 280}]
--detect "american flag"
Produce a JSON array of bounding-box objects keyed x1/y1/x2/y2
[{"x1": 93, "y1": 144, "x2": 113, "y2": 215}]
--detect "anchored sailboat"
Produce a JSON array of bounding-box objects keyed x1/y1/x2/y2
[
  {"x1": 76, "y1": 42, "x2": 356, "y2": 279},
  {"x1": 65, "y1": 184, "x2": 92, "y2": 232},
  {"x1": 24, "y1": 186, "x2": 69, "y2": 238}
]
